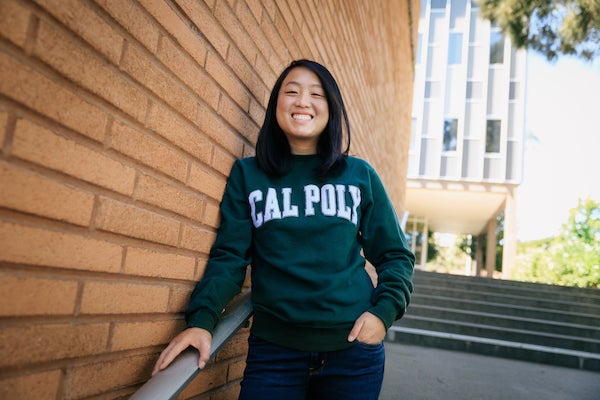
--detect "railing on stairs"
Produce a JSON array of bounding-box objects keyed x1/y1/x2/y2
[{"x1": 131, "y1": 289, "x2": 253, "y2": 400}]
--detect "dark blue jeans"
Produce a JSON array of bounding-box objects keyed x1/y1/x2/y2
[{"x1": 238, "y1": 334, "x2": 385, "y2": 400}]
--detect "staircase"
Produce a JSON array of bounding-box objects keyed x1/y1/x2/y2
[{"x1": 387, "y1": 270, "x2": 600, "y2": 371}]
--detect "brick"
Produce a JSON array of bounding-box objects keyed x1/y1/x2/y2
[
  {"x1": 205, "y1": 52, "x2": 250, "y2": 112},
  {"x1": 0, "y1": 0, "x2": 30, "y2": 48},
  {"x1": 178, "y1": 362, "x2": 228, "y2": 398},
  {"x1": 0, "y1": 271, "x2": 78, "y2": 316},
  {"x1": 0, "y1": 370, "x2": 61, "y2": 399},
  {"x1": 94, "y1": 197, "x2": 180, "y2": 246},
  {"x1": 227, "y1": 357, "x2": 246, "y2": 382},
  {"x1": 212, "y1": 383, "x2": 242, "y2": 400},
  {"x1": 262, "y1": 0, "x2": 277, "y2": 22},
  {"x1": 158, "y1": 36, "x2": 219, "y2": 110},
  {"x1": 235, "y1": 1, "x2": 274, "y2": 66},
  {"x1": 273, "y1": 10, "x2": 300, "y2": 59},
  {"x1": 137, "y1": 0, "x2": 210, "y2": 68},
  {"x1": 63, "y1": 353, "x2": 153, "y2": 399},
  {"x1": 196, "y1": 102, "x2": 245, "y2": 156},
  {"x1": 0, "y1": 221, "x2": 122, "y2": 273},
  {"x1": 227, "y1": 47, "x2": 269, "y2": 103},
  {"x1": 0, "y1": 52, "x2": 108, "y2": 142},
  {"x1": 0, "y1": 109, "x2": 8, "y2": 149},
  {"x1": 252, "y1": 54, "x2": 275, "y2": 99},
  {"x1": 177, "y1": 0, "x2": 230, "y2": 58},
  {"x1": 203, "y1": 201, "x2": 220, "y2": 228},
  {"x1": 34, "y1": 21, "x2": 147, "y2": 122},
  {"x1": 0, "y1": 322, "x2": 109, "y2": 368},
  {"x1": 211, "y1": 147, "x2": 236, "y2": 176},
  {"x1": 260, "y1": 11, "x2": 288, "y2": 63},
  {"x1": 248, "y1": 95, "x2": 265, "y2": 127},
  {"x1": 110, "y1": 120, "x2": 188, "y2": 182},
  {"x1": 241, "y1": 0, "x2": 263, "y2": 28},
  {"x1": 110, "y1": 319, "x2": 183, "y2": 351},
  {"x1": 11, "y1": 119, "x2": 135, "y2": 195},
  {"x1": 135, "y1": 174, "x2": 204, "y2": 221},
  {"x1": 0, "y1": 162, "x2": 94, "y2": 226},
  {"x1": 34, "y1": 0, "x2": 124, "y2": 64},
  {"x1": 124, "y1": 247, "x2": 196, "y2": 280},
  {"x1": 179, "y1": 223, "x2": 215, "y2": 254},
  {"x1": 218, "y1": 95, "x2": 259, "y2": 143},
  {"x1": 188, "y1": 164, "x2": 226, "y2": 201},
  {"x1": 147, "y1": 104, "x2": 212, "y2": 163},
  {"x1": 168, "y1": 284, "x2": 194, "y2": 312},
  {"x1": 214, "y1": 1, "x2": 257, "y2": 67},
  {"x1": 214, "y1": 331, "x2": 248, "y2": 361},
  {"x1": 121, "y1": 44, "x2": 196, "y2": 121},
  {"x1": 80, "y1": 280, "x2": 170, "y2": 314},
  {"x1": 94, "y1": 0, "x2": 160, "y2": 53}
]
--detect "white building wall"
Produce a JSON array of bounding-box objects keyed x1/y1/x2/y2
[{"x1": 409, "y1": 0, "x2": 526, "y2": 185}]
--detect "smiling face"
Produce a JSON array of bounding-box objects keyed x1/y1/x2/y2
[{"x1": 276, "y1": 66, "x2": 329, "y2": 155}]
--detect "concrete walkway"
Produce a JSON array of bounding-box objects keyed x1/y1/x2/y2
[{"x1": 381, "y1": 342, "x2": 600, "y2": 400}]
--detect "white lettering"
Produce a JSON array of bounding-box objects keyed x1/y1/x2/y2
[
  {"x1": 281, "y1": 187, "x2": 299, "y2": 217},
  {"x1": 320, "y1": 184, "x2": 336, "y2": 216},
  {"x1": 348, "y1": 185, "x2": 361, "y2": 225},
  {"x1": 304, "y1": 184, "x2": 319, "y2": 216},
  {"x1": 263, "y1": 188, "x2": 282, "y2": 222},
  {"x1": 336, "y1": 184, "x2": 352, "y2": 221},
  {"x1": 249, "y1": 189, "x2": 263, "y2": 228}
]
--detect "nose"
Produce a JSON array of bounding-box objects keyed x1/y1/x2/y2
[{"x1": 294, "y1": 91, "x2": 310, "y2": 107}]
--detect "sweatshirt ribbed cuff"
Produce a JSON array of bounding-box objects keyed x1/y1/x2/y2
[{"x1": 369, "y1": 298, "x2": 403, "y2": 330}]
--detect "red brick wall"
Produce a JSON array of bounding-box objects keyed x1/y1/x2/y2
[{"x1": 0, "y1": 0, "x2": 417, "y2": 398}]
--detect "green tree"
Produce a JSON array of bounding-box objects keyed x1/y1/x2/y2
[
  {"x1": 514, "y1": 197, "x2": 600, "y2": 288},
  {"x1": 477, "y1": 0, "x2": 600, "y2": 61}
]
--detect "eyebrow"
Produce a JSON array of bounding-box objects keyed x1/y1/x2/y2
[{"x1": 283, "y1": 81, "x2": 323, "y2": 89}]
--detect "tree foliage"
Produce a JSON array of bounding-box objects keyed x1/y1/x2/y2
[
  {"x1": 477, "y1": 0, "x2": 600, "y2": 61},
  {"x1": 513, "y1": 197, "x2": 600, "y2": 288}
]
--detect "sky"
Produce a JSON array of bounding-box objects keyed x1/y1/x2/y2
[{"x1": 516, "y1": 52, "x2": 600, "y2": 241}]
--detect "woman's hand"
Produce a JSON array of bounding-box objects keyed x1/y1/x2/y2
[
  {"x1": 152, "y1": 327, "x2": 212, "y2": 376},
  {"x1": 347, "y1": 312, "x2": 386, "y2": 344}
]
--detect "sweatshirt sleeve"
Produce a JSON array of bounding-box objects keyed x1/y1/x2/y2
[
  {"x1": 360, "y1": 166, "x2": 415, "y2": 329},
  {"x1": 185, "y1": 160, "x2": 253, "y2": 333}
]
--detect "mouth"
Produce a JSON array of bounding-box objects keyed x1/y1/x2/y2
[{"x1": 292, "y1": 113, "x2": 312, "y2": 121}]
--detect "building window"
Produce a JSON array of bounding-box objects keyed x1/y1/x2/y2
[
  {"x1": 431, "y1": 0, "x2": 446, "y2": 9},
  {"x1": 486, "y1": 120, "x2": 501, "y2": 153},
  {"x1": 466, "y1": 81, "x2": 483, "y2": 99},
  {"x1": 443, "y1": 118, "x2": 458, "y2": 151},
  {"x1": 509, "y1": 81, "x2": 519, "y2": 100},
  {"x1": 490, "y1": 30, "x2": 504, "y2": 64},
  {"x1": 448, "y1": 33, "x2": 463, "y2": 64}
]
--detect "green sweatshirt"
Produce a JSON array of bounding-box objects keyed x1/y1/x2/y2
[{"x1": 185, "y1": 155, "x2": 414, "y2": 351}]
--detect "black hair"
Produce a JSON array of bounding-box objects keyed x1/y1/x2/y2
[{"x1": 255, "y1": 59, "x2": 351, "y2": 179}]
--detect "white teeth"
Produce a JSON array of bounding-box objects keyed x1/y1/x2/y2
[{"x1": 292, "y1": 114, "x2": 311, "y2": 120}]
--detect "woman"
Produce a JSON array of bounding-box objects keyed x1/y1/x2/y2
[{"x1": 153, "y1": 59, "x2": 415, "y2": 400}]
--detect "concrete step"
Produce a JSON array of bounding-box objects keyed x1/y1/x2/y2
[
  {"x1": 407, "y1": 304, "x2": 600, "y2": 339},
  {"x1": 388, "y1": 270, "x2": 600, "y2": 371},
  {"x1": 412, "y1": 283, "x2": 600, "y2": 315},
  {"x1": 385, "y1": 326, "x2": 600, "y2": 372},
  {"x1": 396, "y1": 315, "x2": 600, "y2": 353},
  {"x1": 411, "y1": 293, "x2": 600, "y2": 327},
  {"x1": 414, "y1": 270, "x2": 600, "y2": 305}
]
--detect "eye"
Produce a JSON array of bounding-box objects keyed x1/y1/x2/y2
[
  {"x1": 284, "y1": 90, "x2": 298, "y2": 95},
  {"x1": 312, "y1": 92, "x2": 325, "y2": 98}
]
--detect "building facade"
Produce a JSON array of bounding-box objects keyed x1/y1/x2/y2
[
  {"x1": 405, "y1": 0, "x2": 526, "y2": 275},
  {"x1": 0, "y1": 0, "x2": 418, "y2": 398}
]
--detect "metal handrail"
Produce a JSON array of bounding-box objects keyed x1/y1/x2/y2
[{"x1": 131, "y1": 289, "x2": 253, "y2": 400}]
